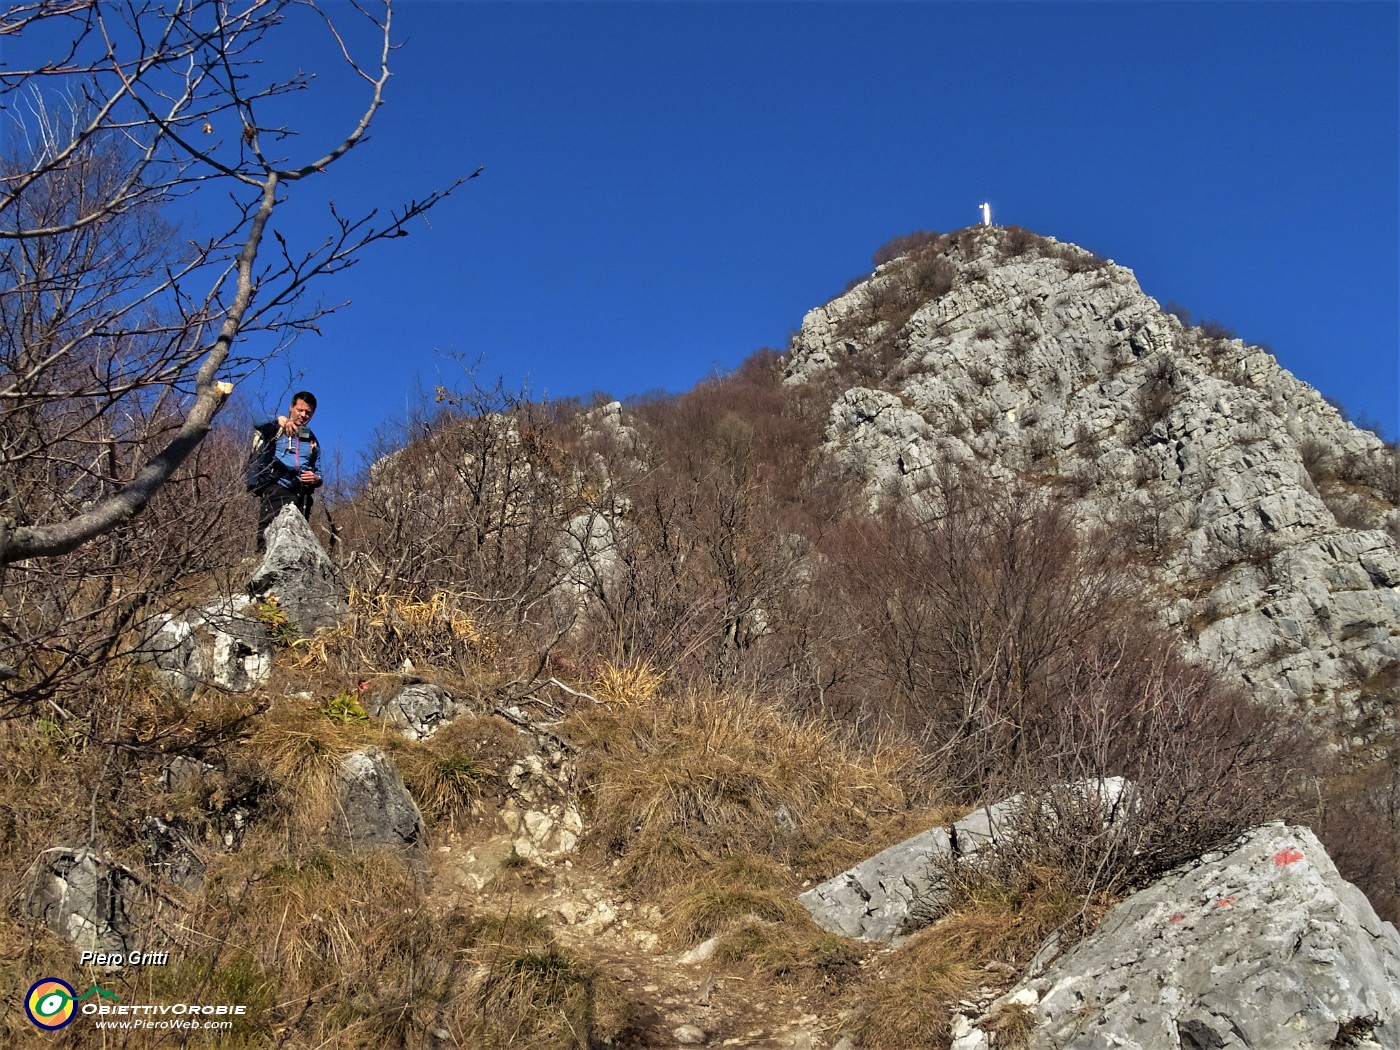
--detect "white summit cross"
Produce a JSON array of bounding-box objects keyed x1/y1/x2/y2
[{"x1": 980, "y1": 202, "x2": 992, "y2": 226}]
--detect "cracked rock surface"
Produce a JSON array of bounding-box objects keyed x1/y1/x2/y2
[
  {"x1": 967, "y1": 823, "x2": 1400, "y2": 1050},
  {"x1": 785, "y1": 227, "x2": 1399, "y2": 739}
]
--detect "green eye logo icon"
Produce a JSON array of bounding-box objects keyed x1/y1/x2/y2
[{"x1": 25, "y1": 978, "x2": 77, "y2": 1029}]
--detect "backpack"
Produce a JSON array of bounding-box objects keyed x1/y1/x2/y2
[{"x1": 245, "y1": 422, "x2": 281, "y2": 492}]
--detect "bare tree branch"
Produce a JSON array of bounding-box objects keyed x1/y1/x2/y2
[{"x1": 0, "y1": 0, "x2": 473, "y2": 565}]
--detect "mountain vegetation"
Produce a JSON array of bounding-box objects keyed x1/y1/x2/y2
[{"x1": 2, "y1": 224, "x2": 1398, "y2": 1048}]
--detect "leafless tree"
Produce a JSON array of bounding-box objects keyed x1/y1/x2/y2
[
  {"x1": 335, "y1": 377, "x2": 575, "y2": 611},
  {"x1": 0, "y1": 0, "x2": 471, "y2": 566}
]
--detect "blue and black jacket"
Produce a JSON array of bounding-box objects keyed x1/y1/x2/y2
[{"x1": 246, "y1": 419, "x2": 321, "y2": 494}]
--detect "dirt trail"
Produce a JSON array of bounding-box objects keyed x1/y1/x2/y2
[{"x1": 424, "y1": 830, "x2": 846, "y2": 1049}]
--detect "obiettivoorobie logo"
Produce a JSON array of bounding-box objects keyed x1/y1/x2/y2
[
  {"x1": 25, "y1": 979, "x2": 121, "y2": 1030},
  {"x1": 27, "y1": 979, "x2": 73, "y2": 1030}
]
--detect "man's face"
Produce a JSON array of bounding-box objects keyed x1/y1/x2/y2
[{"x1": 289, "y1": 399, "x2": 315, "y2": 428}]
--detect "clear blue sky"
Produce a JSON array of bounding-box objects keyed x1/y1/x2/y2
[{"x1": 14, "y1": 1, "x2": 1400, "y2": 463}]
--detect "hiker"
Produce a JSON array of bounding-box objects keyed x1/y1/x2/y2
[{"x1": 247, "y1": 391, "x2": 322, "y2": 552}]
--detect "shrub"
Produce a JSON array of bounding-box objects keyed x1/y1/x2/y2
[
  {"x1": 832, "y1": 231, "x2": 960, "y2": 358},
  {"x1": 1301, "y1": 437, "x2": 1339, "y2": 485},
  {"x1": 1008, "y1": 323, "x2": 1039, "y2": 359},
  {"x1": 997, "y1": 224, "x2": 1042, "y2": 259},
  {"x1": 0, "y1": 416, "x2": 250, "y2": 718},
  {"x1": 1043, "y1": 240, "x2": 1110, "y2": 273},
  {"x1": 1198, "y1": 318, "x2": 1238, "y2": 340},
  {"x1": 1315, "y1": 713, "x2": 1400, "y2": 925},
  {"x1": 872, "y1": 229, "x2": 943, "y2": 268},
  {"x1": 981, "y1": 641, "x2": 1315, "y2": 893},
  {"x1": 968, "y1": 362, "x2": 997, "y2": 390},
  {"x1": 330, "y1": 376, "x2": 576, "y2": 654},
  {"x1": 867, "y1": 252, "x2": 955, "y2": 329},
  {"x1": 574, "y1": 359, "x2": 827, "y2": 684},
  {"x1": 1162, "y1": 300, "x2": 1193, "y2": 326},
  {"x1": 809, "y1": 468, "x2": 1314, "y2": 890},
  {"x1": 1135, "y1": 366, "x2": 1176, "y2": 439},
  {"x1": 816, "y1": 471, "x2": 1141, "y2": 796},
  {"x1": 255, "y1": 596, "x2": 299, "y2": 649}
]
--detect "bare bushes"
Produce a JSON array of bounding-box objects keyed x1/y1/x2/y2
[
  {"x1": 872, "y1": 229, "x2": 943, "y2": 268},
  {"x1": 330, "y1": 353, "x2": 830, "y2": 693},
  {"x1": 829, "y1": 225, "x2": 1112, "y2": 392},
  {"x1": 997, "y1": 224, "x2": 1042, "y2": 259},
  {"x1": 808, "y1": 471, "x2": 1313, "y2": 886},
  {"x1": 991, "y1": 224, "x2": 1111, "y2": 274},
  {"x1": 567, "y1": 357, "x2": 826, "y2": 685},
  {"x1": 832, "y1": 229, "x2": 962, "y2": 380},
  {"x1": 818, "y1": 473, "x2": 1138, "y2": 795},
  {"x1": 867, "y1": 251, "x2": 956, "y2": 329},
  {"x1": 0, "y1": 416, "x2": 249, "y2": 717},
  {"x1": 1133, "y1": 356, "x2": 1177, "y2": 441},
  {"x1": 331, "y1": 379, "x2": 580, "y2": 663},
  {"x1": 1315, "y1": 733, "x2": 1400, "y2": 924},
  {"x1": 990, "y1": 644, "x2": 1311, "y2": 895},
  {"x1": 1301, "y1": 436, "x2": 1400, "y2": 532}
]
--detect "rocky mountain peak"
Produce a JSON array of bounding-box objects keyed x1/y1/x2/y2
[{"x1": 784, "y1": 225, "x2": 1400, "y2": 737}]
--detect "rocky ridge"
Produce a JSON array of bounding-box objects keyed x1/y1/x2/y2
[{"x1": 785, "y1": 226, "x2": 1399, "y2": 736}]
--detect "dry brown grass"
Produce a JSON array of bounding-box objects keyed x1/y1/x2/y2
[
  {"x1": 564, "y1": 686, "x2": 934, "y2": 893},
  {"x1": 295, "y1": 588, "x2": 501, "y2": 685},
  {"x1": 137, "y1": 848, "x2": 630, "y2": 1050},
  {"x1": 463, "y1": 938, "x2": 630, "y2": 1050},
  {"x1": 0, "y1": 654, "x2": 630, "y2": 1049},
  {"x1": 0, "y1": 908, "x2": 90, "y2": 1046},
  {"x1": 713, "y1": 919, "x2": 866, "y2": 997},
  {"x1": 662, "y1": 854, "x2": 805, "y2": 946},
  {"x1": 590, "y1": 656, "x2": 664, "y2": 706},
  {"x1": 238, "y1": 691, "x2": 389, "y2": 838},
  {"x1": 839, "y1": 864, "x2": 1099, "y2": 1049},
  {"x1": 0, "y1": 717, "x2": 101, "y2": 862},
  {"x1": 393, "y1": 714, "x2": 523, "y2": 829},
  {"x1": 985, "y1": 1000, "x2": 1038, "y2": 1048}
]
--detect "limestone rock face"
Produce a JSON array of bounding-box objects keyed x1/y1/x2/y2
[
  {"x1": 249, "y1": 505, "x2": 348, "y2": 635},
  {"x1": 501, "y1": 728, "x2": 583, "y2": 863},
  {"x1": 331, "y1": 748, "x2": 427, "y2": 863},
  {"x1": 800, "y1": 779, "x2": 1131, "y2": 941},
  {"x1": 369, "y1": 682, "x2": 488, "y2": 740},
  {"x1": 200, "y1": 601, "x2": 276, "y2": 692},
  {"x1": 785, "y1": 227, "x2": 1400, "y2": 734},
  {"x1": 23, "y1": 847, "x2": 147, "y2": 958},
  {"x1": 967, "y1": 823, "x2": 1400, "y2": 1050},
  {"x1": 137, "y1": 509, "x2": 342, "y2": 698},
  {"x1": 138, "y1": 614, "x2": 205, "y2": 700},
  {"x1": 137, "y1": 600, "x2": 273, "y2": 697}
]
